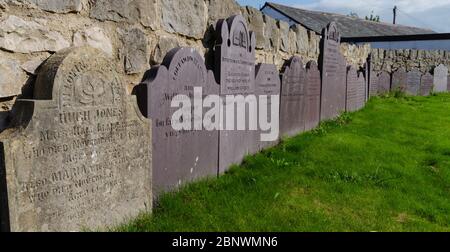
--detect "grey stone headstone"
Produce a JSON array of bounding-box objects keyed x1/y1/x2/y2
[
  {"x1": 420, "y1": 72, "x2": 433, "y2": 96},
  {"x1": 346, "y1": 66, "x2": 366, "y2": 112},
  {"x1": 255, "y1": 63, "x2": 280, "y2": 151},
  {"x1": 320, "y1": 22, "x2": 346, "y2": 120},
  {"x1": 377, "y1": 72, "x2": 391, "y2": 95},
  {"x1": 135, "y1": 47, "x2": 219, "y2": 196},
  {"x1": 392, "y1": 68, "x2": 407, "y2": 92},
  {"x1": 214, "y1": 15, "x2": 256, "y2": 174},
  {"x1": 406, "y1": 69, "x2": 421, "y2": 96},
  {"x1": 305, "y1": 61, "x2": 321, "y2": 131},
  {"x1": 280, "y1": 56, "x2": 306, "y2": 137},
  {"x1": 0, "y1": 47, "x2": 152, "y2": 232},
  {"x1": 433, "y1": 64, "x2": 448, "y2": 93}
]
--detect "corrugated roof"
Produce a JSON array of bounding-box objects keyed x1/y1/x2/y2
[{"x1": 264, "y1": 2, "x2": 436, "y2": 37}]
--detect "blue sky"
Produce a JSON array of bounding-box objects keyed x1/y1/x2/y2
[{"x1": 237, "y1": 0, "x2": 450, "y2": 33}]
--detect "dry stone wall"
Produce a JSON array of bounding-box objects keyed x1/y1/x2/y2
[
  {"x1": 371, "y1": 48, "x2": 450, "y2": 74},
  {"x1": 0, "y1": 0, "x2": 369, "y2": 115}
]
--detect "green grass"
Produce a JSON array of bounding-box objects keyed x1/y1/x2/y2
[{"x1": 117, "y1": 93, "x2": 450, "y2": 232}]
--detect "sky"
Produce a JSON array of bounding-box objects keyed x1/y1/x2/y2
[{"x1": 237, "y1": 0, "x2": 450, "y2": 33}]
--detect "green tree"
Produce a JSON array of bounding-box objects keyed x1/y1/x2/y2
[{"x1": 365, "y1": 11, "x2": 380, "y2": 22}]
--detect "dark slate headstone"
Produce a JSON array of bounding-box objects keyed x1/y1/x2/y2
[
  {"x1": 346, "y1": 66, "x2": 365, "y2": 112},
  {"x1": 320, "y1": 22, "x2": 347, "y2": 120},
  {"x1": 448, "y1": 75, "x2": 450, "y2": 91},
  {"x1": 280, "y1": 56, "x2": 306, "y2": 137},
  {"x1": 214, "y1": 15, "x2": 256, "y2": 174},
  {"x1": 391, "y1": 68, "x2": 407, "y2": 92},
  {"x1": 305, "y1": 61, "x2": 321, "y2": 131},
  {"x1": 255, "y1": 63, "x2": 280, "y2": 151},
  {"x1": 0, "y1": 47, "x2": 152, "y2": 232},
  {"x1": 406, "y1": 69, "x2": 421, "y2": 96},
  {"x1": 433, "y1": 64, "x2": 448, "y2": 93},
  {"x1": 420, "y1": 72, "x2": 433, "y2": 96},
  {"x1": 377, "y1": 72, "x2": 391, "y2": 95},
  {"x1": 364, "y1": 63, "x2": 369, "y2": 101},
  {"x1": 369, "y1": 69, "x2": 379, "y2": 98},
  {"x1": 357, "y1": 71, "x2": 367, "y2": 108},
  {"x1": 135, "y1": 47, "x2": 219, "y2": 196}
]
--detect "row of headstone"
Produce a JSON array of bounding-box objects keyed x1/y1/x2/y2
[
  {"x1": 369, "y1": 64, "x2": 450, "y2": 97},
  {"x1": 0, "y1": 17, "x2": 381, "y2": 232}
]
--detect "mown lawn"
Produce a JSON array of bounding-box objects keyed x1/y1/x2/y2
[{"x1": 117, "y1": 93, "x2": 450, "y2": 232}]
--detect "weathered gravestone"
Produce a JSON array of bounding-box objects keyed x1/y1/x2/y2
[
  {"x1": 214, "y1": 15, "x2": 257, "y2": 174},
  {"x1": 358, "y1": 71, "x2": 367, "y2": 107},
  {"x1": 0, "y1": 47, "x2": 152, "y2": 232},
  {"x1": 320, "y1": 22, "x2": 347, "y2": 120},
  {"x1": 369, "y1": 69, "x2": 379, "y2": 98},
  {"x1": 280, "y1": 56, "x2": 306, "y2": 137},
  {"x1": 391, "y1": 68, "x2": 407, "y2": 92},
  {"x1": 448, "y1": 75, "x2": 450, "y2": 91},
  {"x1": 363, "y1": 63, "x2": 369, "y2": 101},
  {"x1": 433, "y1": 64, "x2": 448, "y2": 93},
  {"x1": 346, "y1": 66, "x2": 365, "y2": 112},
  {"x1": 305, "y1": 61, "x2": 321, "y2": 131},
  {"x1": 255, "y1": 63, "x2": 280, "y2": 151},
  {"x1": 406, "y1": 69, "x2": 421, "y2": 96},
  {"x1": 377, "y1": 72, "x2": 391, "y2": 95},
  {"x1": 419, "y1": 72, "x2": 433, "y2": 96},
  {"x1": 135, "y1": 47, "x2": 219, "y2": 196}
]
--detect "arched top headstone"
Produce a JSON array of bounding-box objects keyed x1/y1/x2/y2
[
  {"x1": 420, "y1": 72, "x2": 433, "y2": 96},
  {"x1": 135, "y1": 47, "x2": 218, "y2": 196},
  {"x1": 147, "y1": 47, "x2": 209, "y2": 89},
  {"x1": 217, "y1": 15, "x2": 256, "y2": 55},
  {"x1": 392, "y1": 67, "x2": 407, "y2": 91},
  {"x1": 281, "y1": 56, "x2": 305, "y2": 95},
  {"x1": 306, "y1": 61, "x2": 319, "y2": 71},
  {"x1": 406, "y1": 68, "x2": 421, "y2": 96},
  {"x1": 433, "y1": 64, "x2": 448, "y2": 93},
  {"x1": 324, "y1": 22, "x2": 341, "y2": 44},
  {"x1": 377, "y1": 71, "x2": 391, "y2": 94},
  {"x1": 214, "y1": 15, "x2": 256, "y2": 95},
  {"x1": 34, "y1": 47, "x2": 124, "y2": 109},
  {"x1": 0, "y1": 46, "x2": 152, "y2": 232},
  {"x1": 282, "y1": 56, "x2": 304, "y2": 75}
]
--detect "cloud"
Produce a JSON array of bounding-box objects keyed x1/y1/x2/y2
[{"x1": 295, "y1": 0, "x2": 450, "y2": 32}]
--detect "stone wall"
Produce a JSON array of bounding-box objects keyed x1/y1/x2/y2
[
  {"x1": 0, "y1": 0, "x2": 368, "y2": 113},
  {"x1": 371, "y1": 48, "x2": 450, "y2": 73}
]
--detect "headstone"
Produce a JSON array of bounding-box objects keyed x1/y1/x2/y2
[
  {"x1": 406, "y1": 69, "x2": 421, "y2": 96},
  {"x1": 135, "y1": 47, "x2": 219, "y2": 196},
  {"x1": 419, "y1": 72, "x2": 433, "y2": 96},
  {"x1": 357, "y1": 71, "x2": 367, "y2": 107},
  {"x1": 448, "y1": 75, "x2": 450, "y2": 91},
  {"x1": 255, "y1": 63, "x2": 280, "y2": 151},
  {"x1": 280, "y1": 56, "x2": 306, "y2": 137},
  {"x1": 320, "y1": 22, "x2": 347, "y2": 120},
  {"x1": 0, "y1": 47, "x2": 152, "y2": 232},
  {"x1": 364, "y1": 63, "x2": 369, "y2": 101},
  {"x1": 214, "y1": 15, "x2": 256, "y2": 174},
  {"x1": 305, "y1": 61, "x2": 321, "y2": 131},
  {"x1": 346, "y1": 66, "x2": 365, "y2": 112},
  {"x1": 377, "y1": 72, "x2": 391, "y2": 95},
  {"x1": 433, "y1": 64, "x2": 448, "y2": 93},
  {"x1": 369, "y1": 69, "x2": 379, "y2": 98},
  {"x1": 391, "y1": 68, "x2": 407, "y2": 92}
]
